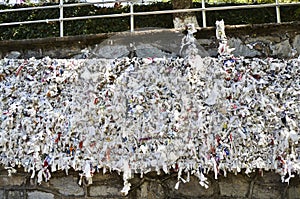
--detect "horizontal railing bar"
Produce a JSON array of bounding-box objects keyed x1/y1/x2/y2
[
  {"x1": 130, "y1": 5, "x2": 265, "y2": 16},
  {"x1": 0, "y1": 1, "x2": 299, "y2": 14},
  {"x1": 62, "y1": 12, "x2": 132, "y2": 21},
  {"x1": 276, "y1": 2, "x2": 300, "y2": 6},
  {"x1": 0, "y1": 19, "x2": 59, "y2": 26},
  {"x1": 205, "y1": 2, "x2": 300, "y2": 11},
  {"x1": 62, "y1": 0, "x2": 130, "y2": 7},
  {"x1": 131, "y1": 2, "x2": 300, "y2": 16},
  {"x1": 0, "y1": 12, "x2": 131, "y2": 26},
  {"x1": 0, "y1": 0, "x2": 129, "y2": 13},
  {"x1": 62, "y1": 1, "x2": 300, "y2": 10},
  {"x1": 62, "y1": 2, "x2": 300, "y2": 12},
  {"x1": 64, "y1": 3, "x2": 282, "y2": 18},
  {"x1": 1, "y1": 2, "x2": 300, "y2": 28},
  {"x1": 205, "y1": 3, "x2": 275, "y2": 11},
  {"x1": 131, "y1": 7, "x2": 205, "y2": 15},
  {"x1": 0, "y1": 5, "x2": 59, "y2": 13}
]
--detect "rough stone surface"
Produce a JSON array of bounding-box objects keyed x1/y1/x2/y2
[
  {"x1": 90, "y1": 30, "x2": 209, "y2": 59},
  {"x1": 218, "y1": 173, "x2": 250, "y2": 198},
  {"x1": 89, "y1": 185, "x2": 122, "y2": 197},
  {"x1": 0, "y1": 190, "x2": 4, "y2": 199},
  {"x1": 93, "y1": 44, "x2": 128, "y2": 58},
  {"x1": 0, "y1": 168, "x2": 298, "y2": 198},
  {"x1": 174, "y1": 175, "x2": 215, "y2": 198},
  {"x1": 27, "y1": 191, "x2": 54, "y2": 199},
  {"x1": 270, "y1": 39, "x2": 292, "y2": 58},
  {"x1": 245, "y1": 35, "x2": 282, "y2": 44},
  {"x1": 92, "y1": 172, "x2": 121, "y2": 182},
  {"x1": 229, "y1": 37, "x2": 262, "y2": 58},
  {"x1": 50, "y1": 176, "x2": 84, "y2": 196},
  {"x1": 292, "y1": 34, "x2": 300, "y2": 56},
  {"x1": 0, "y1": 175, "x2": 26, "y2": 186},
  {"x1": 26, "y1": 49, "x2": 42, "y2": 58},
  {"x1": 252, "y1": 184, "x2": 284, "y2": 199},
  {"x1": 88, "y1": 22, "x2": 299, "y2": 59},
  {"x1": 252, "y1": 172, "x2": 287, "y2": 199},
  {"x1": 288, "y1": 185, "x2": 300, "y2": 199},
  {"x1": 2, "y1": 22, "x2": 299, "y2": 59},
  {"x1": 7, "y1": 191, "x2": 24, "y2": 199},
  {"x1": 136, "y1": 181, "x2": 166, "y2": 199}
]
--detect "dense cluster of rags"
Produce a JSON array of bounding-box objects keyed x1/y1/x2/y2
[{"x1": 0, "y1": 53, "x2": 300, "y2": 194}]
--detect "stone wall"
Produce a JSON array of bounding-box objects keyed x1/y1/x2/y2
[
  {"x1": 1, "y1": 22, "x2": 300, "y2": 199},
  {"x1": 1, "y1": 166, "x2": 300, "y2": 199},
  {"x1": 197, "y1": 22, "x2": 300, "y2": 58},
  {"x1": 0, "y1": 22, "x2": 299, "y2": 59}
]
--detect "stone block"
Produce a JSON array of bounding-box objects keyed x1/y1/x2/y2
[
  {"x1": 252, "y1": 173, "x2": 284, "y2": 199},
  {"x1": 167, "y1": 175, "x2": 214, "y2": 198},
  {"x1": 89, "y1": 185, "x2": 122, "y2": 197},
  {"x1": 50, "y1": 176, "x2": 84, "y2": 196},
  {"x1": 219, "y1": 174, "x2": 249, "y2": 198},
  {"x1": 93, "y1": 45, "x2": 128, "y2": 59},
  {"x1": 25, "y1": 50, "x2": 43, "y2": 59},
  {"x1": 0, "y1": 190, "x2": 4, "y2": 199},
  {"x1": 270, "y1": 39, "x2": 292, "y2": 58},
  {"x1": 252, "y1": 184, "x2": 282, "y2": 199},
  {"x1": 288, "y1": 186, "x2": 300, "y2": 199},
  {"x1": 292, "y1": 34, "x2": 300, "y2": 56},
  {"x1": 256, "y1": 172, "x2": 282, "y2": 184},
  {"x1": 27, "y1": 191, "x2": 54, "y2": 199},
  {"x1": 7, "y1": 191, "x2": 24, "y2": 199},
  {"x1": 0, "y1": 175, "x2": 26, "y2": 186},
  {"x1": 135, "y1": 181, "x2": 165, "y2": 199},
  {"x1": 229, "y1": 37, "x2": 261, "y2": 58}
]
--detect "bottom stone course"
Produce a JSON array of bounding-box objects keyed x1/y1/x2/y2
[
  {"x1": 27, "y1": 191, "x2": 54, "y2": 199},
  {"x1": 0, "y1": 170, "x2": 300, "y2": 198},
  {"x1": 89, "y1": 185, "x2": 124, "y2": 197},
  {"x1": 0, "y1": 190, "x2": 4, "y2": 199},
  {"x1": 218, "y1": 174, "x2": 250, "y2": 198},
  {"x1": 7, "y1": 191, "x2": 24, "y2": 199},
  {"x1": 50, "y1": 176, "x2": 84, "y2": 196}
]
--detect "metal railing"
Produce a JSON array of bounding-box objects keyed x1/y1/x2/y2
[{"x1": 0, "y1": 0, "x2": 300, "y2": 37}]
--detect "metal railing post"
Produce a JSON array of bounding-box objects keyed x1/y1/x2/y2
[
  {"x1": 202, "y1": 0, "x2": 206, "y2": 28},
  {"x1": 130, "y1": 2, "x2": 134, "y2": 32},
  {"x1": 59, "y1": 0, "x2": 64, "y2": 37},
  {"x1": 275, "y1": 0, "x2": 281, "y2": 23}
]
